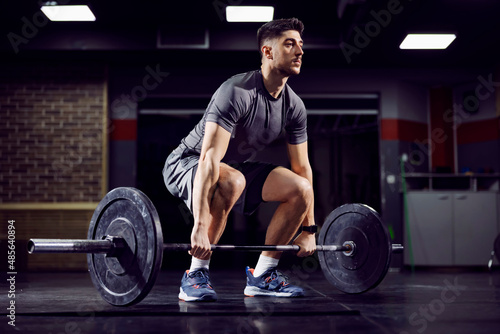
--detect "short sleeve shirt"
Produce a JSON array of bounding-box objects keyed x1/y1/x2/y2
[{"x1": 179, "y1": 70, "x2": 307, "y2": 164}]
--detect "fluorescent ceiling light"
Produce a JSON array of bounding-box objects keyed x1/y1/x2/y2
[
  {"x1": 226, "y1": 6, "x2": 274, "y2": 22},
  {"x1": 400, "y1": 34, "x2": 456, "y2": 49},
  {"x1": 41, "y1": 5, "x2": 96, "y2": 22}
]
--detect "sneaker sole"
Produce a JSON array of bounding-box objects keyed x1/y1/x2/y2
[
  {"x1": 179, "y1": 288, "x2": 217, "y2": 302},
  {"x1": 244, "y1": 286, "x2": 304, "y2": 298}
]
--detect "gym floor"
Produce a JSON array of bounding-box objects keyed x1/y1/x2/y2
[{"x1": 2, "y1": 267, "x2": 499, "y2": 333}]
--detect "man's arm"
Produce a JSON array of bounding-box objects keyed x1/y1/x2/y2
[
  {"x1": 190, "y1": 121, "x2": 231, "y2": 260},
  {"x1": 287, "y1": 141, "x2": 313, "y2": 189},
  {"x1": 287, "y1": 141, "x2": 317, "y2": 256}
]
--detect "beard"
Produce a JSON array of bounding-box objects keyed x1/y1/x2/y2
[{"x1": 276, "y1": 62, "x2": 301, "y2": 77}]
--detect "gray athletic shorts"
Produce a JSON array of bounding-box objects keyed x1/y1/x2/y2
[{"x1": 163, "y1": 145, "x2": 277, "y2": 216}]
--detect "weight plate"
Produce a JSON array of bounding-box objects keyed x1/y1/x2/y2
[
  {"x1": 318, "y1": 204, "x2": 391, "y2": 294},
  {"x1": 87, "y1": 187, "x2": 163, "y2": 306}
]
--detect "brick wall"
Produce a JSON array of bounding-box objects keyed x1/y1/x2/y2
[
  {"x1": 0, "y1": 62, "x2": 107, "y2": 202},
  {"x1": 0, "y1": 61, "x2": 107, "y2": 271}
]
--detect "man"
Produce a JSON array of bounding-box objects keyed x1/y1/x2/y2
[{"x1": 163, "y1": 18, "x2": 317, "y2": 302}]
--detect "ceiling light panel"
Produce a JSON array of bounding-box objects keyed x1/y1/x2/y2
[
  {"x1": 400, "y1": 34, "x2": 456, "y2": 49},
  {"x1": 226, "y1": 6, "x2": 274, "y2": 22},
  {"x1": 41, "y1": 5, "x2": 96, "y2": 22}
]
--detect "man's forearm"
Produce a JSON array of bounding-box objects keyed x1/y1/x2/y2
[{"x1": 192, "y1": 157, "x2": 219, "y2": 227}]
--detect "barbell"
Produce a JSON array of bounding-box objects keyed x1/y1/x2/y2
[{"x1": 27, "y1": 187, "x2": 403, "y2": 306}]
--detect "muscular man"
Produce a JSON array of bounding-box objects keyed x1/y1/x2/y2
[{"x1": 163, "y1": 18, "x2": 316, "y2": 302}]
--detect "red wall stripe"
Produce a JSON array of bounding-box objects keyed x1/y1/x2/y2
[
  {"x1": 109, "y1": 117, "x2": 500, "y2": 144},
  {"x1": 429, "y1": 87, "x2": 455, "y2": 172},
  {"x1": 380, "y1": 118, "x2": 428, "y2": 142},
  {"x1": 110, "y1": 119, "x2": 137, "y2": 141},
  {"x1": 457, "y1": 118, "x2": 500, "y2": 145}
]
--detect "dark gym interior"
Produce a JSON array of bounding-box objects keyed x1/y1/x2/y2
[{"x1": 1, "y1": 1, "x2": 500, "y2": 333}]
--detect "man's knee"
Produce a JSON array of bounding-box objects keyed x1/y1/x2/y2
[
  {"x1": 289, "y1": 176, "x2": 313, "y2": 208},
  {"x1": 219, "y1": 169, "x2": 246, "y2": 201}
]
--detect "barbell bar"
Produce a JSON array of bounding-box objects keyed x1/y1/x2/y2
[
  {"x1": 28, "y1": 239, "x2": 404, "y2": 255},
  {"x1": 27, "y1": 187, "x2": 404, "y2": 306}
]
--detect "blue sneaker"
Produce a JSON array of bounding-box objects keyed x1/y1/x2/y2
[
  {"x1": 244, "y1": 267, "x2": 304, "y2": 297},
  {"x1": 179, "y1": 268, "x2": 218, "y2": 302}
]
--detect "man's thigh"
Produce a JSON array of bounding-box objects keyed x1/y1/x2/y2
[
  {"x1": 230, "y1": 162, "x2": 278, "y2": 215},
  {"x1": 261, "y1": 167, "x2": 310, "y2": 202}
]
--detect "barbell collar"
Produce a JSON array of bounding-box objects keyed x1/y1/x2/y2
[{"x1": 391, "y1": 244, "x2": 404, "y2": 253}]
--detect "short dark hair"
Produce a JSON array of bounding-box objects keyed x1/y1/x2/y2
[{"x1": 257, "y1": 18, "x2": 304, "y2": 54}]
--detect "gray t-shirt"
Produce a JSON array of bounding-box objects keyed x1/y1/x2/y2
[{"x1": 178, "y1": 70, "x2": 307, "y2": 164}]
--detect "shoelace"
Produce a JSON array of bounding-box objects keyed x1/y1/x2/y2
[
  {"x1": 188, "y1": 270, "x2": 207, "y2": 279},
  {"x1": 188, "y1": 270, "x2": 212, "y2": 288},
  {"x1": 264, "y1": 269, "x2": 290, "y2": 288}
]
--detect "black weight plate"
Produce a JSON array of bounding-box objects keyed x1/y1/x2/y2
[
  {"x1": 318, "y1": 204, "x2": 391, "y2": 294},
  {"x1": 87, "y1": 187, "x2": 163, "y2": 306}
]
